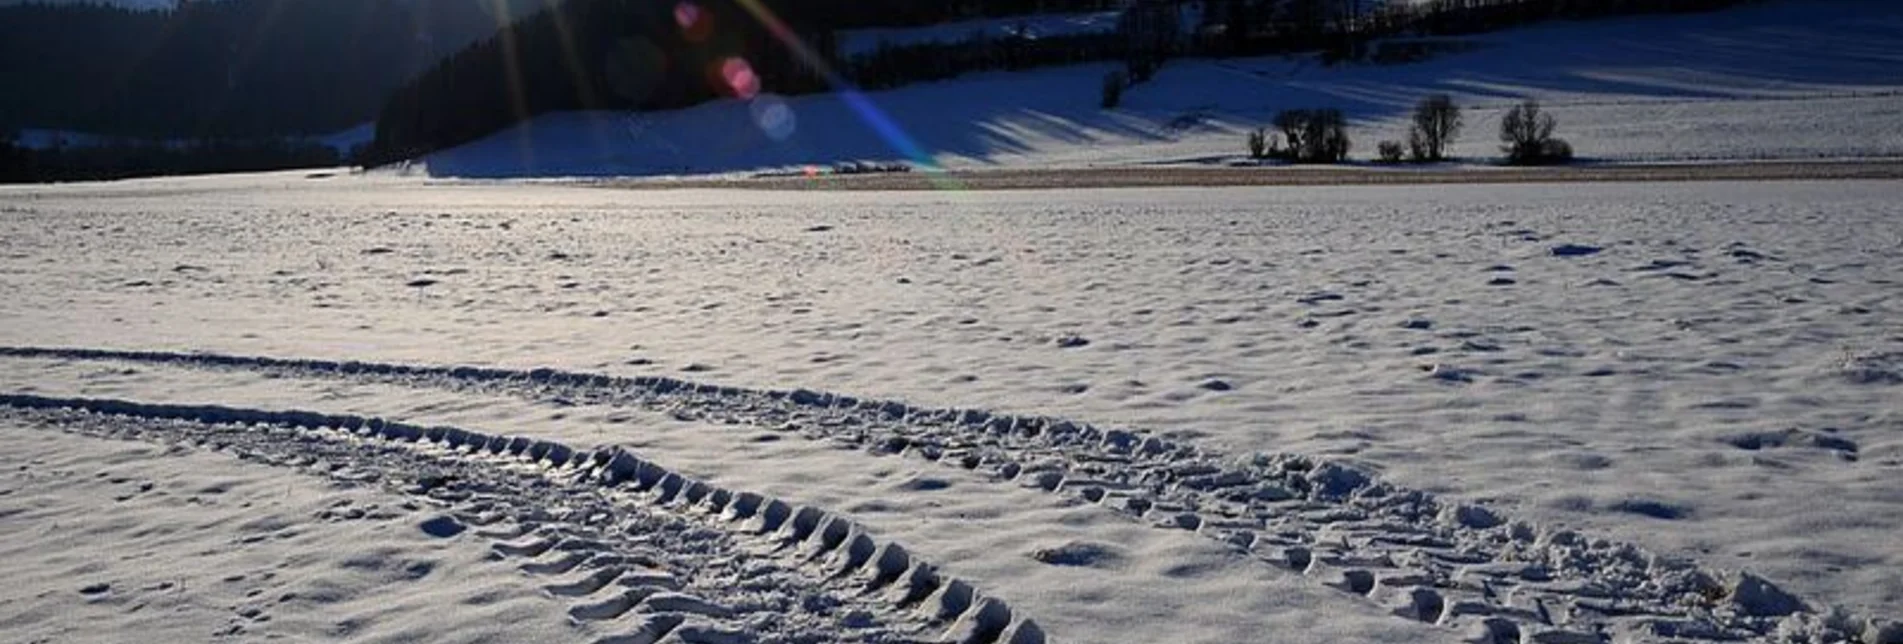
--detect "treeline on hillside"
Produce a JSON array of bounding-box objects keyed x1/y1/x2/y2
[
  {"x1": 0, "y1": 137, "x2": 340, "y2": 184},
  {"x1": 851, "y1": 0, "x2": 1766, "y2": 86},
  {"x1": 833, "y1": 0, "x2": 1768, "y2": 80},
  {"x1": 1252, "y1": 0, "x2": 1769, "y2": 57},
  {"x1": 0, "y1": 0, "x2": 540, "y2": 140},
  {"x1": 1379, "y1": 0, "x2": 1765, "y2": 37},
  {"x1": 774, "y1": 0, "x2": 1122, "y2": 29},
  {"x1": 849, "y1": 32, "x2": 1124, "y2": 90}
]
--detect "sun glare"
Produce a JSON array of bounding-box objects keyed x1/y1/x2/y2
[{"x1": 726, "y1": 0, "x2": 956, "y2": 186}]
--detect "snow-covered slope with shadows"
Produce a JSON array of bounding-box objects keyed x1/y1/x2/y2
[{"x1": 422, "y1": 0, "x2": 1903, "y2": 178}]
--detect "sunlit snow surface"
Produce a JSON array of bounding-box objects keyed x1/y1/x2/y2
[{"x1": 1, "y1": 173, "x2": 1899, "y2": 633}]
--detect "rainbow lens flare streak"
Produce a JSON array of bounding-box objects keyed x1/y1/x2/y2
[{"x1": 730, "y1": 0, "x2": 959, "y2": 186}]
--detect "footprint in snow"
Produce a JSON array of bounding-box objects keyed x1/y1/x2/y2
[
  {"x1": 1608, "y1": 498, "x2": 1692, "y2": 520},
  {"x1": 1550, "y1": 243, "x2": 1604, "y2": 257},
  {"x1": 418, "y1": 515, "x2": 466, "y2": 538},
  {"x1": 1030, "y1": 541, "x2": 1126, "y2": 568}
]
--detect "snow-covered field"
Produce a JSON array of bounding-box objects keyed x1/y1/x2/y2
[
  {"x1": 1, "y1": 170, "x2": 1899, "y2": 642},
  {"x1": 423, "y1": 0, "x2": 1903, "y2": 178}
]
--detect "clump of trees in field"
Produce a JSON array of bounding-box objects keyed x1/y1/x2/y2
[
  {"x1": 1377, "y1": 94, "x2": 1464, "y2": 164},
  {"x1": 1500, "y1": 100, "x2": 1573, "y2": 165},
  {"x1": 1244, "y1": 109, "x2": 1351, "y2": 165},
  {"x1": 1256, "y1": 94, "x2": 1582, "y2": 166},
  {"x1": 1376, "y1": 140, "x2": 1405, "y2": 163},
  {"x1": 1269, "y1": 108, "x2": 1351, "y2": 163},
  {"x1": 1247, "y1": 128, "x2": 1275, "y2": 160}
]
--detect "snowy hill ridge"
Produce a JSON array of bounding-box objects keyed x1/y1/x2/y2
[{"x1": 421, "y1": 0, "x2": 1903, "y2": 179}]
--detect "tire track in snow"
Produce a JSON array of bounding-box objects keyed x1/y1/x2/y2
[
  {"x1": 0, "y1": 392, "x2": 1045, "y2": 644},
  {"x1": 0, "y1": 347, "x2": 1880, "y2": 643}
]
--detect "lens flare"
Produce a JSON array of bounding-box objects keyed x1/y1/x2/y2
[
  {"x1": 675, "y1": 2, "x2": 713, "y2": 43},
  {"x1": 750, "y1": 95, "x2": 796, "y2": 141},
  {"x1": 719, "y1": 58, "x2": 760, "y2": 100},
  {"x1": 730, "y1": 0, "x2": 958, "y2": 188}
]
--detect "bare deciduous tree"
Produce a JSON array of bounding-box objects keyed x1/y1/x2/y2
[
  {"x1": 1409, "y1": 94, "x2": 1462, "y2": 161},
  {"x1": 1101, "y1": 71, "x2": 1127, "y2": 109},
  {"x1": 1247, "y1": 128, "x2": 1270, "y2": 159}
]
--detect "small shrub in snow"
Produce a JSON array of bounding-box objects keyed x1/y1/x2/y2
[
  {"x1": 1409, "y1": 94, "x2": 1462, "y2": 161},
  {"x1": 1500, "y1": 100, "x2": 1572, "y2": 165},
  {"x1": 831, "y1": 161, "x2": 912, "y2": 175},
  {"x1": 1273, "y1": 109, "x2": 1351, "y2": 164},
  {"x1": 1247, "y1": 128, "x2": 1271, "y2": 160},
  {"x1": 1101, "y1": 71, "x2": 1126, "y2": 109},
  {"x1": 1539, "y1": 138, "x2": 1574, "y2": 163},
  {"x1": 1377, "y1": 140, "x2": 1405, "y2": 163}
]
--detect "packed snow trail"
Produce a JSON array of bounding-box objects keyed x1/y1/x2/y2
[
  {"x1": 0, "y1": 347, "x2": 1884, "y2": 643},
  {"x1": 0, "y1": 393, "x2": 1045, "y2": 644}
]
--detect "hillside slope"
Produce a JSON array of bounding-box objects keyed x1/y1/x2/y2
[{"x1": 422, "y1": 0, "x2": 1903, "y2": 178}]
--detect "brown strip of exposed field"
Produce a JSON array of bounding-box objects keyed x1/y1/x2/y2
[{"x1": 601, "y1": 160, "x2": 1903, "y2": 191}]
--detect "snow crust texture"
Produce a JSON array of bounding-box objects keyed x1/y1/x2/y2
[
  {"x1": 0, "y1": 354, "x2": 1878, "y2": 643},
  {"x1": 0, "y1": 393, "x2": 1046, "y2": 644},
  {"x1": 1, "y1": 173, "x2": 1898, "y2": 641}
]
